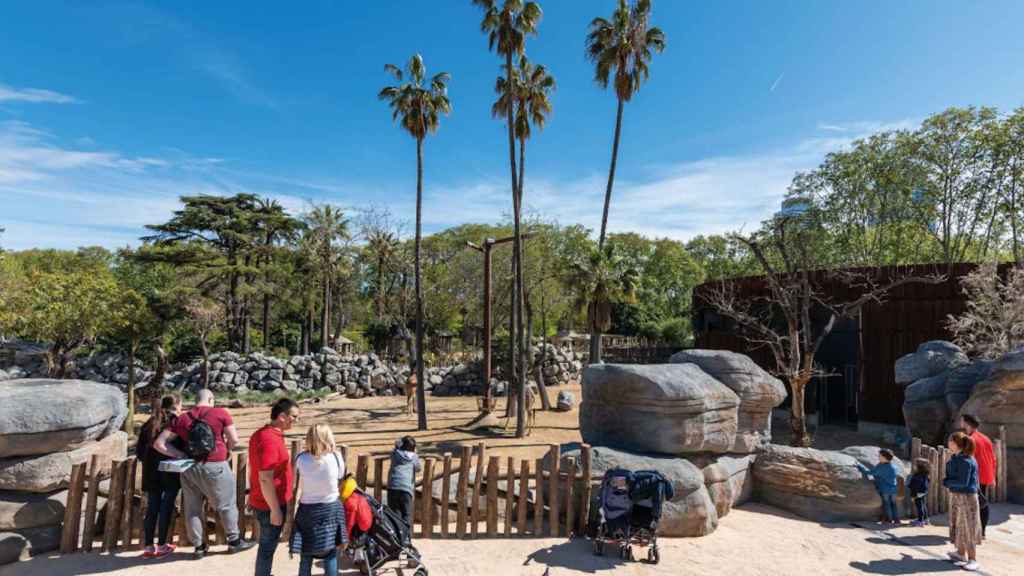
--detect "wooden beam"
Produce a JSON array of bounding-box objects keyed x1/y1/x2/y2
[
  {"x1": 374, "y1": 457, "x2": 385, "y2": 503},
  {"x1": 456, "y1": 446, "x2": 471, "y2": 538},
  {"x1": 82, "y1": 454, "x2": 101, "y2": 552},
  {"x1": 121, "y1": 458, "x2": 137, "y2": 546},
  {"x1": 578, "y1": 444, "x2": 592, "y2": 536},
  {"x1": 59, "y1": 462, "x2": 86, "y2": 553},
  {"x1": 547, "y1": 445, "x2": 560, "y2": 537},
  {"x1": 517, "y1": 459, "x2": 529, "y2": 536},
  {"x1": 471, "y1": 443, "x2": 486, "y2": 537},
  {"x1": 565, "y1": 457, "x2": 576, "y2": 539},
  {"x1": 533, "y1": 458, "x2": 544, "y2": 536},
  {"x1": 504, "y1": 456, "x2": 514, "y2": 537},
  {"x1": 101, "y1": 459, "x2": 126, "y2": 552},
  {"x1": 440, "y1": 453, "x2": 452, "y2": 538},
  {"x1": 485, "y1": 456, "x2": 499, "y2": 537},
  {"x1": 235, "y1": 452, "x2": 248, "y2": 539}
]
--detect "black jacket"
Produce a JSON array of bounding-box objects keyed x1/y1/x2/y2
[{"x1": 138, "y1": 416, "x2": 184, "y2": 493}]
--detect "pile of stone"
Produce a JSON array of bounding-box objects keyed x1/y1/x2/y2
[
  {"x1": 430, "y1": 344, "x2": 582, "y2": 397},
  {"x1": 0, "y1": 380, "x2": 127, "y2": 565}
]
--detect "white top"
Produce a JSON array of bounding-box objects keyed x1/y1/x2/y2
[{"x1": 295, "y1": 451, "x2": 344, "y2": 504}]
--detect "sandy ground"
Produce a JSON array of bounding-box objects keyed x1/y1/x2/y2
[{"x1": 4, "y1": 503, "x2": 1022, "y2": 576}]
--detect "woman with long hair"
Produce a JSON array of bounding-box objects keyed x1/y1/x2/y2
[
  {"x1": 944, "y1": 431, "x2": 983, "y2": 572},
  {"x1": 138, "y1": 394, "x2": 183, "y2": 558},
  {"x1": 290, "y1": 423, "x2": 347, "y2": 576}
]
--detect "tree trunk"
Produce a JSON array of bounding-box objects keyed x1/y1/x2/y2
[
  {"x1": 414, "y1": 137, "x2": 427, "y2": 430},
  {"x1": 124, "y1": 343, "x2": 136, "y2": 436},
  {"x1": 788, "y1": 375, "x2": 812, "y2": 447},
  {"x1": 200, "y1": 338, "x2": 210, "y2": 388},
  {"x1": 588, "y1": 322, "x2": 602, "y2": 365},
  {"x1": 598, "y1": 98, "x2": 625, "y2": 249},
  {"x1": 505, "y1": 257, "x2": 516, "y2": 420},
  {"x1": 262, "y1": 293, "x2": 271, "y2": 351},
  {"x1": 377, "y1": 254, "x2": 386, "y2": 322},
  {"x1": 321, "y1": 274, "x2": 331, "y2": 351},
  {"x1": 152, "y1": 344, "x2": 168, "y2": 389},
  {"x1": 243, "y1": 296, "x2": 252, "y2": 353},
  {"x1": 527, "y1": 290, "x2": 551, "y2": 411},
  {"x1": 514, "y1": 137, "x2": 528, "y2": 438}
]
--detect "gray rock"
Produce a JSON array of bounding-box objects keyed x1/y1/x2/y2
[
  {"x1": 0, "y1": 432, "x2": 128, "y2": 493},
  {"x1": 959, "y1": 349, "x2": 1024, "y2": 449},
  {"x1": 549, "y1": 443, "x2": 717, "y2": 537},
  {"x1": 754, "y1": 444, "x2": 905, "y2": 522},
  {"x1": 944, "y1": 360, "x2": 993, "y2": 417},
  {"x1": 894, "y1": 341, "x2": 968, "y2": 385},
  {"x1": 555, "y1": 390, "x2": 575, "y2": 412},
  {"x1": 902, "y1": 372, "x2": 951, "y2": 446},
  {"x1": 0, "y1": 490, "x2": 65, "y2": 531},
  {"x1": 0, "y1": 525, "x2": 61, "y2": 565},
  {"x1": 670, "y1": 350, "x2": 787, "y2": 452},
  {"x1": 580, "y1": 363, "x2": 739, "y2": 455},
  {"x1": 1007, "y1": 448, "x2": 1024, "y2": 505},
  {"x1": 0, "y1": 379, "x2": 127, "y2": 458},
  {"x1": 282, "y1": 380, "x2": 298, "y2": 392},
  {"x1": 695, "y1": 454, "x2": 755, "y2": 519}
]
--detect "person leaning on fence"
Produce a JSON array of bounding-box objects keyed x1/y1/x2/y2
[
  {"x1": 138, "y1": 394, "x2": 183, "y2": 558},
  {"x1": 249, "y1": 397, "x2": 300, "y2": 576},
  {"x1": 960, "y1": 413, "x2": 996, "y2": 538},
  {"x1": 944, "y1": 431, "x2": 983, "y2": 572},
  {"x1": 856, "y1": 449, "x2": 902, "y2": 525},
  {"x1": 386, "y1": 435, "x2": 421, "y2": 530},
  {"x1": 154, "y1": 388, "x2": 255, "y2": 559},
  {"x1": 290, "y1": 423, "x2": 347, "y2": 576}
]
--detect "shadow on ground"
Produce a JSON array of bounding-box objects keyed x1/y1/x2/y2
[{"x1": 849, "y1": 553, "x2": 959, "y2": 575}]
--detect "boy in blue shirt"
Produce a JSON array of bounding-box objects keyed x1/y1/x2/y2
[{"x1": 857, "y1": 449, "x2": 902, "y2": 525}]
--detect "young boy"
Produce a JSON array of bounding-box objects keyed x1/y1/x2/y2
[
  {"x1": 908, "y1": 458, "x2": 931, "y2": 527},
  {"x1": 386, "y1": 436, "x2": 422, "y2": 529},
  {"x1": 857, "y1": 449, "x2": 902, "y2": 525}
]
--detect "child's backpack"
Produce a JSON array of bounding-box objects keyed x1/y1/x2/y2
[
  {"x1": 186, "y1": 410, "x2": 217, "y2": 462},
  {"x1": 599, "y1": 468, "x2": 634, "y2": 521}
]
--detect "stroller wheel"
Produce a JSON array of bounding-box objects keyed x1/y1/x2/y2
[
  {"x1": 593, "y1": 540, "x2": 603, "y2": 556},
  {"x1": 414, "y1": 569, "x2": 429, "y2": 576},
  {"x1": 647, "y1": 546, "x2": 660, "y2": 565}
]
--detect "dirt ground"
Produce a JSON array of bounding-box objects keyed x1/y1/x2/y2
[{"x1": 6, "y1": 503, "x2": 1022, "y2": 576}]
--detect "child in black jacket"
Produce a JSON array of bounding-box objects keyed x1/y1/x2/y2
[{"x1": 908, "y1": 458, "x2": 931, "y2": 526}]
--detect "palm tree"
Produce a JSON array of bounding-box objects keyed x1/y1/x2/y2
[
  {"x1": 474, "y1": 0, "x2": 542, "y2": 438},
  {"x1": 570, "y1": 244, "x2": 639, "y2": 352},
  {"x1": 380, "y1": 54, "x2": 451, "y2": 431},
  {"x1": 585, "y1": 0, "x2": 665, "y2": 363},
  {"x1": 303, "y1": 204, "x2": 350, "y2": 351}
]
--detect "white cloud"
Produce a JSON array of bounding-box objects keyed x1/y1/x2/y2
[{"x1": 0, "y1": 83, "x2": 78, "y2": 104}]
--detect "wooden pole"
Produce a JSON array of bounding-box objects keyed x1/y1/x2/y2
[
  {"x1": 340, "y1": 444, "x2": 349, "y2": 470},
  {"x1": 565, "y1": 457, "x2": 576, "y2": 539},
  {"x1": 456, "y1": 446, "x2": 471, "y2": 538},
  {"x1": 82, "y1": 454, "x2": 101, "y2": 552},
  {"x1": 998, "y1": 425, "x2": 1007, "y2": 503},
  {"x1": 374, "y1": 458, "x2": 385, "y2": 503},
  {"x1": 440, "y1": 453, "x2": 452, "y2": 538},
  {"x1": 235, "y1": 452, "x2": 248, "y2": 539},
  {"x1": 485, "y1": 456, "x2": 499, "y2": 537},
  {"x1": 356, "y1": 454, "x2": 370, "y2": 489},
  {"x1": 121, "y1": 458, "x2": 137, "y2": 547},
  {"x1": 533, "y1": 458, "x2": 544, "y2": 535},
  {"x1": 471, "y1": 443, "x2": 486, "y2": 537},
  {"x1": 547, "y1": 445, "x2": 560, "y2": 537},
  {"x1": 102, "y1": 459, "x2": 126, "y2": 552},
  {"x1": 578, "y1": 444, "x2": 592, "y2": 536},
  {"x1": 517, "y1": 459, "x2": 529, "y2": 536},
  {"x1": 421, "y1": 458, "x2": 435, "y2": 539},
  {"x1": 911, "y1": 437, "x2": 921, "y2": 463},
  {"x1": 60, "y1": 462, "x2": 87, "y2": 553},
  {"x1": 285, "y1": 440, "x2": 301, "y2": 543},
  {"x1": 504, "y1": 456, "x2": 514, "y2": 537}
]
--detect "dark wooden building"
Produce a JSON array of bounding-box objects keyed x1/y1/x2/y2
[{"x1": 692, "y1": 264, "x2": 995, "y2": 430}]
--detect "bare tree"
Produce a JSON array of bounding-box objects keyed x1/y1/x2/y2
[
  {"x1": 704, "y1": 215, "x2": 944, "y2": 446},
  {"x1": 947, "y1": 262, "x2": 1024, "y2": 359},
  {"x1": 184, "y1": 297, "x2": 224, "y2": 389}
]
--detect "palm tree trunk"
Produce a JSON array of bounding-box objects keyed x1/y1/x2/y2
[
  {"x1": 321, "y1": 273, "x2": 331, "y2": 351},
  {"x1": 415, "y1": 136, "x2": 427, "y2": 430},
  {"x1": 124, "y1": 342, "x2": 136, "y2": 436},
  {"x1": 598, "y1": 98, "x2": 625, "y2": 249},
  {"x1": 514, "y1": 137, "x2": 527, "y2": 438}
]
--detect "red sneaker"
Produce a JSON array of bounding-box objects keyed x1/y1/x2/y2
[
  {"x1": 142, "y1": 546, "x2": 156, "y2": 558},
  {"x1": 154, "y1": 544, "x2": 176, "y2": 558}
]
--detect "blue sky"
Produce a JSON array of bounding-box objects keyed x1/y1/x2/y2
[{"x1": 2, "y1": 1, "x2": 1023, "y2": 250}]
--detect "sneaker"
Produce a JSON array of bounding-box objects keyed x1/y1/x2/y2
[
  {"x1": 962, "y1": 560, "x2": 979, "y2": 572},
  {"x1": 193, "y1": 545, "x2": 208, "y2": 560},
  {"x1": 155, "y1": 544, "x2": 176, "y2": 558},
  {"x1": 142, "y1": 546, "x2": 156, "y2": 558},
  {"x1": 948, "y1": 552, "x2": 964, "y2": 563},
  {"x1": 227, "y1": 539, "x2": 256, "y2": 553}
]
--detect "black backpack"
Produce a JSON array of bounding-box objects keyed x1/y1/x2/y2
[
  {"x1": 187, "y1": 409, "x2": 218, "y2": 462},
  {"x1": 630, "y1": 470, "x2": 675, "y2": 502}
]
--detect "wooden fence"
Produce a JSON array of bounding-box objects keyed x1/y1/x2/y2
[
  {"x1": 58, "y1": 442, "x2": 594, "y2": 554},
  {"x1": 906, "y1": 426, "x2": 1009, "y2": 517}
]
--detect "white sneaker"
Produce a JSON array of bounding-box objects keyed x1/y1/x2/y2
[
  {"x1": 948, "y1": 552, "x2": 964, "y2": 563},
  {"x1": 962, "y1": 560, "x2": 979, "y2": 572}
]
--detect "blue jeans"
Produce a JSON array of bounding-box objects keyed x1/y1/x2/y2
[
  {"x1": 880, "y1": 493, "x2": 898, "y2": 522},
  {"x1": 254, "y1": 506, "x2": 286, "y2": 576},
  {"x1": 299, "y1": 548, "x2": 337, "y2": 576}
]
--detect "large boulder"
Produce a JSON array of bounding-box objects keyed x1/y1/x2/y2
[
  {"x1": 0, "y1": 431, "x2": 127, "y2": 493},
  {"x1": 1007, "y1": 448, "x2": 1024, "y2": 504},
  {"x1": 0, "y1": 379, "x2": 127, "y2": 458},
  {"x1": 0, "y1": 525, "x2": 61, "y2": 565},
  {"x1": 894, "y1": 341, "x2": 968, "y2": 385},
  {"x1": 0, "y1": 491, "x2": 65, "y2": 531},
  {"x1": 669, "y1": 350, "x2": 786, "y2": 452},
  {"x1": 753, "y1": 444, "x2": 904, "y2": 522},
  {"x1": 549, "y1": 443, "x2": 717, "y2": 537},
  {"x1": 944, "y1": 360, "x2": 993, "y2": 416},
  {"x1": 693, "y1": 454, "x2": 755, "y2": 519},
  {"x1": 959, "y1": 349, "x2": 1024, "y2": 448},
  {"x1": 902, "y1": 372, "x2": 951, "y2": 446},
  {"x1": 580, "y1": 364, "x2": 739, "y2": 455}
]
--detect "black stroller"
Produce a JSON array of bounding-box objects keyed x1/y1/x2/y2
[
  {"x1": 592, "y1": 469, "x2": 673, "y2": 564},
  {"x1": 346, "y1": 490, "x2": 427, "y2": 576}
]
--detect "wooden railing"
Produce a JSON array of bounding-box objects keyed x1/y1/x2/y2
[
  {"x1": 58, "y1": 443, "x2": 594, "y2": 554},
  {"x1": 906, "y1": 425, "x2": 1009, "y2": 517}
]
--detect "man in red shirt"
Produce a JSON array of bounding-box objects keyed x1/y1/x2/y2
[
  {"x1": 961, "y1": 413, "x2": 996, "y2": 537},
  {"x1": 249, "y1": 397, "x2": 299, "y2": 576},
  {"x1": 155, "y1": 389, "x2": 254, "y2": 559}
]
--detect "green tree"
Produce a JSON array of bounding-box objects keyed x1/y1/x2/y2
[
  {"x1": 569, "y1": 244, "x2": 638, "y2": 351},
  {"x1": 109, "y1": 288, "x2": 155, "y2": 435},
  {"x1": 380, "y1": 54, "x2": 452, "y2": 431},
  {"x1": 585, "y1": 0, "x2": 665, "y2": 362},
  {"x1": 303, "y1": 204, "x2": 351, "y2": 350}
]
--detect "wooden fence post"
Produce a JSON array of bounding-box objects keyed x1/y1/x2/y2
[
  {"x1": 121, "y1": 457, "x2": 137, "y2": 547},
  {"x1": 356, "y1": 454, "x2": 369, "y2": 489},
  {"x1": 565, "y1": 457, "x2": 576, "y2": 539},
  {"x1": 578, "y1": 445, "x2": 592, "y2": 536},
  {"x1": 102, "y1": 459, "x2": 126, "y2": 553},
  {"x1": 374, "y1": 458, "x2": 385, "y2": 503},
  {"x1": 82, "y1": 454, "x2": 101, "y2": 552},
  {"x1": 421, "y1": 458, "x2": 434, "y2": 539},
  {"x1": 60, "y1": 462, "x2": 87, "y2": 553},
  {"x1": 517, "y1": 459, "x2": 529, "y2": 536},
  {"x1": 471, "y1": 443, "x2": 486, "y2": 537},
  {"x1": 456, "y1": 446, "x2": 471, "y2": 538},
  {"x1": 533, "y1": 458, "x2": 544, "y2": 536},
  {"x1": 235, "y1": 452, "x2": 248, "y2": 539},
  {"x1": 997, "y1": 425, "x2": 1007, "y2": 503},
  {"x1": 284, "y1": 440, "x2": 301, "y2": 543},
  {"x1": 504, "y1": 456, "x2": 514, "y2": 537},
  {"x1": 339, "y1": 444, "x2": 349, "y2": 471},
  {"x1": 485, "y1": 456, "x2": 499, "y2": 537},
  {"x1": 440, "y1": 453, "x2": 452, "y2": 538},
  {"x1": 547, "y1": 445, "x2": 560, "y2": 537}
]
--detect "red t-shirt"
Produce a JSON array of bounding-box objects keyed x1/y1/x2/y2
[
  {"x1": 971, "y1": 430, "x2": 997, "y2": 486},
  {"x1": 344, "y1": 492, "x2": 373, "y2": 538},
  {"x1": 171, "y1": 406, "x2": 234, "y2": 463},
  {"x1": 248, "y1": 425, "x2": 293, "y2": 511}
]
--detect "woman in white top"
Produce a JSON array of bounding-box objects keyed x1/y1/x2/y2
[{"x1": 290, "y1": 423, "x2": 347, "y2": 576}]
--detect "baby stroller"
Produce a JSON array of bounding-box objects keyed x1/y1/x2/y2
[
  {"x1": 592, "y1": 469, "x2": 673, "y2": 564},
  {"x1": 346, "y1": 490, "x2": 427, "y2": 576}
]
